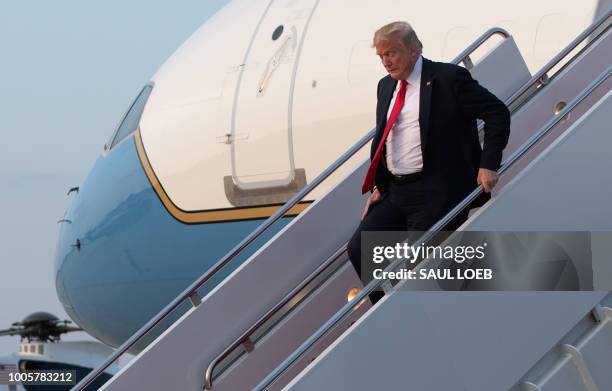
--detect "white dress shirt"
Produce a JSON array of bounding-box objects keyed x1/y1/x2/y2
[{"x1": 385, "y1": 55, "x2": 423, "y2": 175}]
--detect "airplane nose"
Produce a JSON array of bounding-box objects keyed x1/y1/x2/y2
[
  {"x1": 53, "y1": 135, "x2": 206, "y2": 349},
  {"x1": 53, "y1": 132, "x2": 290, "y2": 352}
]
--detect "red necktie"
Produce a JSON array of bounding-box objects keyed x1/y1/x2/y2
[{"x1": 362, "y1": 80, "x2": 408, "y2": 194}]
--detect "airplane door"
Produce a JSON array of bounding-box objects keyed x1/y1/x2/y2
[{"x1": 230, "y1": 0, "x2": 318, "y2": 191}]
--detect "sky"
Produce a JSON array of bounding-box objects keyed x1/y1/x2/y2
[{"x1": 0, "y1": 0, "x2": 229, "y2": 355}]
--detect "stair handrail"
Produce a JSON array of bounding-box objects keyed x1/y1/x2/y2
[
  {"x1": 73, "y1": 128, "x2": 373, "y2": 391},
  {"x1": 202, "y1": 27, "x2": 513, "y2": 390},
  {"x1": 74, "y1": 25, "x2": 515, "y2": 391},
  {"x1": 204, "y1": 13, "x2": 612, "y2": 384},
  {"x1": 255, "y1": 66, "x2": 612, "y2": 391},
  {"x1": 219, "y1": 11, "x2": 611, "y2": 389},
  {"x1": 505, "y1": 9, "x2": 611, "y2": 110},
  {"x1": 204, "y1": 245, "x2": 348, "y2": 389},
  {"x1": 204, "y1": 12, "x2": 611, "y2": 385},
  {"x1": 450, "y1": 27, "x2": 509, "y2": 67}
]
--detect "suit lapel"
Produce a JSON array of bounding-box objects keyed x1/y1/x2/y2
[{"x1": 419, "y1": 58, "x2": 435, "y2": 158}]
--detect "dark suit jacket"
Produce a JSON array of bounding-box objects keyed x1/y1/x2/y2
[{"x1": 372, "y1": 57, "x2": 510, "y2": 222}]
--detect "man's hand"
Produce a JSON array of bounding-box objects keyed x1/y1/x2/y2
[
  {"x1": 477, "y1": 168, "x2": 499, "y2": 193},
  {"x1": 362, "y1": 187, "x2": 382, "y2": 219}
]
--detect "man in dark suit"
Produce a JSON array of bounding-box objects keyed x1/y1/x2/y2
[{"x1": 347, "y1": 21, "x2": 510, "y2": 299}]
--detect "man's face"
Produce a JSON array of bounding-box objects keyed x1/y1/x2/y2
[{"x1": 375, "y1": 34, "x2": 419, "y2": 80}]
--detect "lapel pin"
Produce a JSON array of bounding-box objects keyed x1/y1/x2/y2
[{"x1": 426, "y1": 81, "x2": 431, "y2": 86}]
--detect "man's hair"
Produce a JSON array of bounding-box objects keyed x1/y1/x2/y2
[{"x1": 372, "y1": 21, "x2": 423, "y2": 52}]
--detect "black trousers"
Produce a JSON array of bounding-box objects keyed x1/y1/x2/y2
[{"x1": 347, "y1": 178, "x2": 468, "y2": 301}]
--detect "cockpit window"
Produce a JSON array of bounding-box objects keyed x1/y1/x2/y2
[{"x1": 107, "y1": 84, "x2": 153, "y2": 150}]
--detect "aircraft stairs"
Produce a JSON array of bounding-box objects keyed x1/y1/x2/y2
[{"x1": 75, "y1": 10, "x2": 612, "y2": 391}]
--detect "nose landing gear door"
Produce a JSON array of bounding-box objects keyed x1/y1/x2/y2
[{"x1": 227, "y1": 0, "x2": 318, "y2": 206}]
